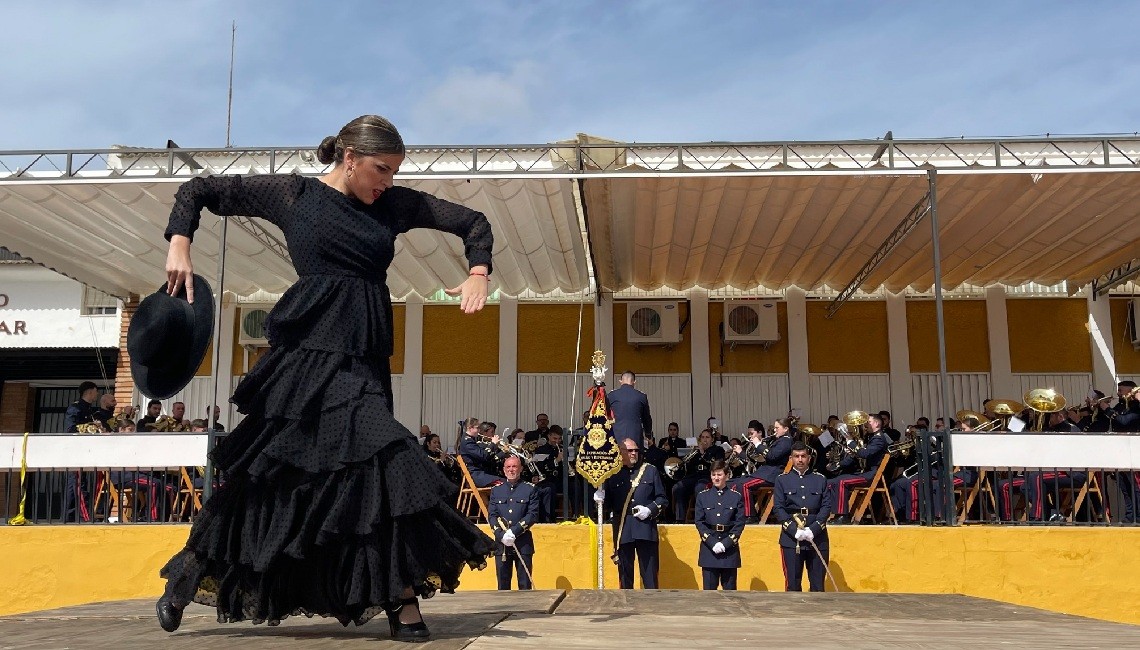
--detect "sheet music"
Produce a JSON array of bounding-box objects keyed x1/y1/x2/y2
[
  {"x1": 1007, "y1": 416, "x2": 1027, "y2": 432},
  {"x1": 818, "y1": 431, "x2": 835, "y2": 447}
]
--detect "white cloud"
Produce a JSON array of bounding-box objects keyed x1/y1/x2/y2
[{"x1": 407, "y1": 62, "x2": 546, "y2": 143}]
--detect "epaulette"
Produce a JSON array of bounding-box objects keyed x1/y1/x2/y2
[{"x1": 699, "y1": 487, "x2": 712, "y2": 494}]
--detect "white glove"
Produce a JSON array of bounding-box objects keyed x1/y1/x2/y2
[
  {"x1": 501, "y1": 530, "x2": 516, "y2": 547},
  {"x1": 800, "y1": 527, "x2": 814, "y2": 542},
  {"x1": 793, "y1": 529, "x2": 807, "y2": 541},
  {"x1": 593, "y1": 488, "x2": 606, "y2": 504},
  {"x1": 631, "y1": 505, "x2": 650, "y2": 520},
  {"x1": 712, "y1": 542, "x2": 726, "y2": 554}
]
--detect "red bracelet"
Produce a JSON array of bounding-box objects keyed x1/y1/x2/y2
[{"x1": 469, "y1": 270, "x2": 489, "y2": 279}]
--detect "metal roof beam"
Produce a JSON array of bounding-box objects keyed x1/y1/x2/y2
[
  {"x1": 826, "y1": 192, "x2": 932, "y2": 318},
  {"x1": 1092, "y1": 259, "x2": 1140, "y2": 297}
]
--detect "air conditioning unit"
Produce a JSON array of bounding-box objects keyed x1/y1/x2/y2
[
  {"x1": 238, "y1": 304, "x2": 274, "y2": 346},
  {"x1": 625, "y1": 301, "x2": 682, "y2": 345},
  {"x1": 723, "y1": 300, "x2": 780, "y2": 343}
]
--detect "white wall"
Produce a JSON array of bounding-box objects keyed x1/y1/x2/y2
[{"x1": 0, "y1": 266, "x2": 118, "y2": 348}]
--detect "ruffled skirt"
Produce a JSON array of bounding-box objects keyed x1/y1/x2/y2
[{"x1": 160, "y1": 346, "x2": 494, "y2": 626}]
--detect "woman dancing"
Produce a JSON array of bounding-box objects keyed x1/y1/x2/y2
[{"x1": 155, "y1": 115, "x2": 495, "y2": 641}]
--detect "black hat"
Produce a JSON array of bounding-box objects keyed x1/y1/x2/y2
[
  {"x1": 127, "y1": 275, "x2": 214, "y2": 400},
  {"x1": 1120, "y1": 380, "x2": 1138, "y2": 388}
]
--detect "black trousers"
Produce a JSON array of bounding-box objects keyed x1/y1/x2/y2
[
  {"x1": 701, "y1": 567, "x2": 737, "y2": 590},
  {"x1": 781, "y1": 544, "x2": 828, "y2": 592},
  {"x1": 616, "y1": 539, "x2": 659, "y2": 589},
  {"x1": 495, "y1": 551, "x2": 533, "y2": 590}
]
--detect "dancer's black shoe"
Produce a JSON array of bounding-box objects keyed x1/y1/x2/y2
[
  {"x1": 386, "y1": 597, "x2": 430, "y2": 642},
  {"x1": 156, "y1": 596, "x2": 184, "y2": 633}
]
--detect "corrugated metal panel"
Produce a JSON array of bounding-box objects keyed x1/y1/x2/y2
[
  {"x1": 517, "y1": 373, "x2": 593, "y2": 431},
  {"x1": 390, "y1": 374, "x2": 412, "y2": 432},
  {"x1": 133, "y1": 376, "x2": 237, "y2": 428},
  {"x1": 710, "y1": 374, "x2": 791, "y2": 435},
  {"x1": 910, "y1": 373, "x2": 992, "y2": 424},
  {"x1": 807, "y1": 374, "x2": 891, "y2": 425},
  {"x1": 635, "y1": 374, "x2": 694, "y2": 438},
  {"x1": 1014, "y1": 373, "x2": 1093, "y2": 404},
  {"x1": 421, "y1": 375, "x2": 500, "y2": 450}
]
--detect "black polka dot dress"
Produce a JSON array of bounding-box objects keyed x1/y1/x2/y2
[{"x1": 158, "y1": 174, "x2": 495, "y2": 627}]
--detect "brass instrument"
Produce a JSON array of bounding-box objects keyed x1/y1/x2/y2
[
  {"x1": 824, "y1": 411, "x2": 869, "y2": 473},
  {"x1": 724, "y1": 444, "x2": 748, "y2": 478},
  {"x1": 843, "y1": 410, "x2": 869, "y2": 440},
  {"x1": 955, "y1": 409, "x2": 989, "y2": 431},
  {"x1": 887, "y1": 425, "x2": 919, "y2": 457},
  {"x1": 1024, "y1": 388, "x2": 1066, "y2": 431},
  {"x1": 977, "y1": 399, "x2": 1024, "y2": 432}
]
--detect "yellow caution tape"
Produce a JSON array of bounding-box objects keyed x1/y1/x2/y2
[{"x1": 7, "y1": 432, "x2": 30, "y2": 526}]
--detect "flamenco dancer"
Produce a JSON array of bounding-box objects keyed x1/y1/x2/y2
[{"x1": 151, "y1": 115, "x2": 496, "y2": 641}]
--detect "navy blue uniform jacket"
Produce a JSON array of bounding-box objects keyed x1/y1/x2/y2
[
  {"x1": 695, "y1": 486, "x2": 745, "y2": 568},
  {"x1": 607, "y1": 385, "x2": 652, "y2": 447},
  {"x1": 488, "y1": 480, "x2": 539, "y2": 555},
  {"x1": 774, "y1": 468, "x2": 832, "y2": 549},
  {"x1": 602, "y1": 462, "x2": 668, "y2": 544}
]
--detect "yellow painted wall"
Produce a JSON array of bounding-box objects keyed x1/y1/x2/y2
[
  {"x1": 517, "y1": 304, "x2": 596, "y2": 373},
  {"x1": 1007, "y1": 299, "x2": 1091, "y2": 372},
  {"x1": 1111, "y1": 298, "x2": 1140, "y2": 374},
  {"x1": 390, "y1": 305, "x2": 406, "y2": 374},
  {"x1": 422, "y1": 304, "x2": 499, "y2": 374},
  {"x1": 806, "y1": 301, "x2": 890, "y2": 373},
  {"x1": 906, "y1": 300, "x2": 990, "y2": 373},
  {"x1": 708, "y1": 302, "x2": 789, "y2": 373},
  {"x1": 2, "y1": 525, "x2": 1137, "y2": 626},
  {"x1": 613, "y1": 302, "x2": 692, "y2": 374}
]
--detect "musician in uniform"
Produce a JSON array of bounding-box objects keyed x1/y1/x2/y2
[
  {"x1": 608, "y1": 370, "x2": 653, "y2": 449},
  {"x1": 826, "y1": 413, "x2": 889, "y2": 524},
  {"x1": 524, "y1": 413, "x2": 551, "y2": 444},
  {"x1": 595, "y1": 437, "x2": 668, "y2": 589},
  {"x1": 658, "y1": 421, "x2": 685, "y2": 457},
  {"x1": 730, "y1": 418, "x2": 793, "y2": 522},
  {"x1": 671, "y1": 428, "x2": 725, "y2": 523},
  {"x1": 458, "y1": 418, "x2": 506, "y2": 488},
  {"x1": 1111, "y1": 380, "x2": 1140, "y2": 431},
  {"x1": 423, "y1": 433, "x2": 462, "y2": 486},
  {"x1": 774, "y1": 443, "x2": 832, "y2": 592},
  {"x1": 137, "y1": 399, "x2": 163, "y2": 432},
  {"x1": 489, "y1": 456, "x2": 539, "y2": 590},
  {"x1": 695, "y1": 460, "x2": 745, "y2": 590},
  {"x1": 63, "y1": 381, "x2": 100, "y2": 522},
  {"x1": 91, "y1": 394, "x2": 118, "y2": 431},
  {"x1": 535, "y1": 426, "x2": 578, "y2": 521}
]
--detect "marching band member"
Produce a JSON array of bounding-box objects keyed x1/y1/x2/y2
[
  {"x1": 826, "y1": 413, "x2": 889, "y2": 524},
  {"x1": 695, "y1": 460, "x2": 745, "y2": 590},
  {"x1": 423, "y1": 433, "x2": 462, "y2": 486},
  {"x1": 535, "y1": 426, "x2": 577, "y2": 521},
  {"x1": 489, "y1": 456, "x2": 539, "y2": 590},
  {"x1": 671, "y1": 428, "x2": 725, "y2": 523},
  {"x1": 730, "y1": 418, "x2": 792, "y2": 522},
  {"x1": 459, "y1": 418, "x2": 506, "y2": 488},
  {"x1": 596, "y1": 437, "x2": 669, "y2": 589},
  {"x1": 658, "y1": 421, "x2": 686, "y2": 457},
  {"x1": 1111, "y1": 380, "x2": 1140, "y2": 431},
  {"x1": 774, "y1": 443, "x2": 832, "y2": 592}
]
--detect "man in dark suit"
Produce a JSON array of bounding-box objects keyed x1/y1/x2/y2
[
  {"x1": 607, "y1": 370, "x2": 652, "y2": 449},
  {"x1": 595, "y1": 437, "x2": 668, "y2": 589}
]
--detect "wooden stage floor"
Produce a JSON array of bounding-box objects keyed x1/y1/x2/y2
[{"x1": 1, "y1": 590, "x2": 1136, "y2": 649}]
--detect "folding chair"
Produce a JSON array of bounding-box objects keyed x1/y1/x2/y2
[
  {"x1": 848, "y1": 455, "x2": 896, "y2": 525},
  {"x1": 1060, "y1": 471, "x2": 1108, "y2": 523},
  {"x1": 956, "y1": 468, "x2": 988, "y2": 524},
  {"x1": 757, "y1": 457, "x2": 796, "y2": 523},
  {"x1": 455, "y1": 455, "x2": 491, "y2": 523},
  {"x1": 172, "y1": 467, "x2": 205, "y2": 521},
  {"x1": 91, "y1": 471, "x2": 134, "y2": 522}
]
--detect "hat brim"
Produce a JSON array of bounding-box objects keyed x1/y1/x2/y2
[{"x1": 129, "y1": 275, "x2": 215, "y2": 400}]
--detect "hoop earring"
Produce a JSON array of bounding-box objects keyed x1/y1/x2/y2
[{"x1": 346, "y1": 166, "x2": 354, "y2": 178}]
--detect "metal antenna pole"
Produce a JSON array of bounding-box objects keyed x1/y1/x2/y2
[
  {"x1": 204, "y1": 216, "x2": 228, "y2": 499},
  {"x1": 225, "y1": 21, "x2": 236, "y2": 148}
]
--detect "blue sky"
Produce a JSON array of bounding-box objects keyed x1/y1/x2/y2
[{"x1": 4, "y1": 1, "x2": 1139, "y2": 149}]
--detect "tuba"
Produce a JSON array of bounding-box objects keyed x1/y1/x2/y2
[
  {"x1": 955, "y1": 409, "x2": 990, "y2": 431},
  {"x1": 1024, "y1": 388, "x2": 1066, "y2": 431},
  {"x1": 978, "y1": 399, "x2": 1024, "y2": 432}
]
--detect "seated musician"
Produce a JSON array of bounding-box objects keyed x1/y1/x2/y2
[
  {"x1": 423, "y1": 433, "x2": 462, "y2": 486},
  {"x1": 661, "y1": 419, "x2": 684, "y2": 456},
  {"x1": 458, "y1": 418, "x2": 507, "y2": 488},
  {"x1": 1075, "y1": 390, "x2": 1111, "y2": 432},
  {"x1": 534, "y1": 426, "x2": 577, "y2": 521},
  {"x1": 729, "y1": 418, "x2": 792, "y2": 523},
  {"x1": 997, "y1": 411, "x2": 1087, "y2": 522},
  {"x1": 1111, "y1": 380, "x2": 1140, "y2": 431},
  {"x1": 889, "y1": 433, "x2": 976, "y2": 523},
  {"x1": 826, "y1": 413, "x2": 889, "y2": 524},
  {"x1": 670, "y1": 428, "x2": 725, "y2": 523}
]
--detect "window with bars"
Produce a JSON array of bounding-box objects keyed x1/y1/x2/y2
[{"x1": 81, "y1": 285, "x2": 118, "y2": 316}]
